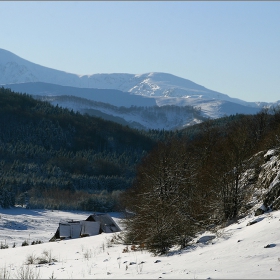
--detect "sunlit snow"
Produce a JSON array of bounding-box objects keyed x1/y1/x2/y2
[{"x1": 0, "y1": 207, "x2": 279, "y2": 279}]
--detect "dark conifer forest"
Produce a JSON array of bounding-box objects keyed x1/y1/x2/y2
[{"x1": 0, "y1": 87, "x2": 164, "y2": 211}]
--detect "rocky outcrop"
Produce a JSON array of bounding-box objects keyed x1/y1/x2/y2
[
  {"x1": 256, "y1": 149, "x2": 280, "y2": 210},
  {"x1": 253, "y1": 204, "x2": 267, "y2": 216}
]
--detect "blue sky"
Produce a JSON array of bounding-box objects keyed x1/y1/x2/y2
[{"x1": 1, "y1": 1, "x2": 280, "y2": 102}]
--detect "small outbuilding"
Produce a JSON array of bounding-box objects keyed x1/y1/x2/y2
[{"x1": 50, "y1": 213, "x2": 121, "y2": 241}]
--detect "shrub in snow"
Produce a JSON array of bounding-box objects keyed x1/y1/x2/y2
[
  {"x1": 21, "y1": 240, "x2": 29, "y2": 247},
  {"x1": 31, "y1": 240, "x2": 43, "y2": 245},
  {"x1": 0, "y1": 242, "x2": 8, "y2": 249}
]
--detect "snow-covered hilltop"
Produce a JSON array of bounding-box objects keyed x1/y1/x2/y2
[{"x1": 0, "y1": 48, "x2": 259, "y2": 105}]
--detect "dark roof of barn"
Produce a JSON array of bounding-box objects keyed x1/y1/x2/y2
[{"x1": 86, "y1": 214, "x2": 121, "y2": 231}]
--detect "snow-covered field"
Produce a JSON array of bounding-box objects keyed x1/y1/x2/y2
[{"x1": 0, "y1": 207, "x2": 279, "y2": 279}]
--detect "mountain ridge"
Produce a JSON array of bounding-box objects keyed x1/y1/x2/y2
[
  {"x1": 1, "y1": 48, "x2": 276, "y2": 130},
  {"x1": 5, "y1": 82, "x2": 262, "y2": 130},
  {"x1": 0, "y1": 48, "x2": 261, "y2": 105}
]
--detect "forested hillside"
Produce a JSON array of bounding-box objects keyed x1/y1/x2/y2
[
  {"x1": 2, "y1": 85, "x2": 280, "y2": 248},
  {"x1": 0, "y1": 87, "x2": 167, "y2": 211},
  {"x1": 122, "y1": 105, "x2": 280, "y2": 254},
  {"x1": 33, "y1": 94, "x2": 206, "y2": 130}
]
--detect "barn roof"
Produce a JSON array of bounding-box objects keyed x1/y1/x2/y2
[{"x1": 86, "y1": 213, "x2": 121, "y2": 232}]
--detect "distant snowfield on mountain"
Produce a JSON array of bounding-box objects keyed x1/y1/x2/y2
[
  {"x1": 0, "y1": 206, "x2": 279, "y2": 279},
  {"x1": 1, "y1": 48, "x2": 278, "y2": 129},
  {"x1": 4, "y1": 82, "x2": 262, "y2": 129}
]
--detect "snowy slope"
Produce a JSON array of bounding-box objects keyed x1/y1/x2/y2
[
  {"x1": 0, "y1": 49, "x2": 82, "y2": 86},
  {"x1": 0, "y1": 207, "x2": 279, "y2": 279},
  {"x1": 1, "y1": 148, "x2": 280, "y2": 279}
]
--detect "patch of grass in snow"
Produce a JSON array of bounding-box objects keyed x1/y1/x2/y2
[
  {"x1": 14, "y1": 265, "x2": 41, "y2": 279},
  {"x1": 38, "y1": 249, "x2": 57, "y2": 264},
  {"x1": 49, "y1": 271, "x2": 56, "y2": 279},
  {"x1": 109, "y1": 232, "x2": 126, "y2": 245},
  {"x1": 25, "y1": 253, "x2": 37, "y2": 265},
  {"x1": 25, "y1": 249, "x2": 57, "y2": 265},
  {"x1": 0, "y1": 265, "x2": 11, "y2": 279},
  {"x1": 83, "y1": 248, "x2": 92, "y2": 260}
]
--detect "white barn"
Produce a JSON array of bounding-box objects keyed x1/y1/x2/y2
[{"x1": 50, "y1": 213, "x2": 121, "y2": 241}]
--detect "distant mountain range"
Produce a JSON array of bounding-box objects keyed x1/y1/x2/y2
[{"x1": 0, "y1": 48, "x2": 277, "y2": 130}]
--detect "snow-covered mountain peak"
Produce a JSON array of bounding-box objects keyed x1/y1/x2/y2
[
  {"x1": 2, "y1": 48, "x2": 279, "y2": 130},
  {"x1": 0, "y1": 48, "x2": 243, "y2": 103},
  {"x1": 0, "y1": 48, "x2": 82, "y2": 85}
]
